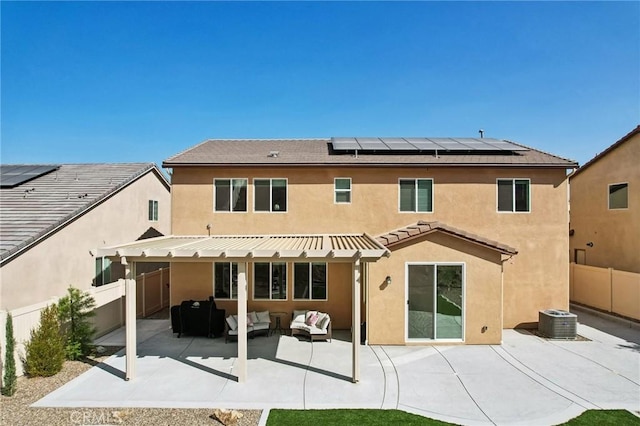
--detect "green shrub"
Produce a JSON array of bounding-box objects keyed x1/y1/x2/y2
[
  {"x1": 1, "y1": 313, "x2": 17, "y2": 396},
  {"x1": 24, "y1": 304, "x2": 65, "y2": 377},
  {"x1": 58, "y1": 287, "x2": 96, "y2": 360}
]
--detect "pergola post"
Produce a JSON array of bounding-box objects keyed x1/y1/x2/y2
[
  {"x1": 352, "y1": 258, "x2": 361, "y2": 383},
  {"x1": 237, "y1": 262, "x2": 248, "y2": 382},
  {"x1": 124, "y1": 258, "x2": 136, "y2": 381}
]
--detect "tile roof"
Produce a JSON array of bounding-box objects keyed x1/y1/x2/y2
[
  {"x1": 569, "y1": 125, "x2": 640, "y2": 179},
  {"x1": 163, "y1": 138, "x2": 577, "y2": 168},
  {"x1": 0, "y1": 163, "x2": 169, "y2": 264},
  {"x1": 376, "y1": 221, "x2": 518, "y2": 255}
]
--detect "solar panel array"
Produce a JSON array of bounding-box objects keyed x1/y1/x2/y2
[
  {"x1": 331, "y1": 137, "x2": 529, "y2": 152},
  {"x1": 0, "y1": 165, "x2": 60, "y2": 188}
]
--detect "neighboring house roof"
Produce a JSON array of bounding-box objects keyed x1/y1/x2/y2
[
  {"x1": 163, "y1": 138, "x2": 577, "y2": 168},
  {"x1": 377, "y1": 221, "x2": 518, "y2": 255},
  {"x1": 569, "y1": 125, "x2": 640, "y2": 180},
  {"x1": 0, "y1": 163, "x2": 170, "y2": 265}
]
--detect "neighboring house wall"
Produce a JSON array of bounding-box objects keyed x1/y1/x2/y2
[
  {"x1": 170, "y1": 165, "x2": 569, "y2": 329},
  {"x1": 569, "y1": 130, "x2": 639, "y2": 273},
  {"x1": 1, "y1": 171, "x2": 171, "y2": 312}
]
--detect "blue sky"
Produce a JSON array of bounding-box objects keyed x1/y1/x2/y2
[{"x1": 2, "y1": 1, "x2": 638, "y2": 169}]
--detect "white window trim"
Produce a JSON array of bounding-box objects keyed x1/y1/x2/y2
[
  {"x1": 404, "y1": 261, "x2": 466, "y2": 343},
  {"x1": 496, "y1": 178, "x2": 531, "y2": 213},
  {"x1": 213, "y1": 178, "x2": 248, "y2": 213},
  {"x1": 607, "y1": 182, "x2": 629, "y2": 210},
  {"x1": 148, "y1": 200, "x2": 159, "y2": 222},
  {"x1": 213, "y1": 262, "x2": 240, "y2": 300},
  {"x1": 334, "y1": 177, "x2": 352, "y2": 204},
  {"x1": 292, "y1": 262, "x2": 328, "y2": 301},
  {"x1": 252, "y1": 262, "x2": 288, "y2": 301},
  {"x1": 253, "y1": 178, "x2": 289, "y2": 213},
  {"x1": 398, "y1": 178, "x2": 434, "y2": 213}
]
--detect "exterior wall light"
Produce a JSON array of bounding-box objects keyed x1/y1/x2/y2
[{"x1": 385, "y1": 276, "x2": 392, "y2": 285}]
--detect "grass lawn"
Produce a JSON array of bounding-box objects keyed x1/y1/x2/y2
[
  {"x1": 266, "y1": 409, "x2": 452, "y2": 425},
  {"x1": 266, "y1": 409, "x2": 640, "y2": 425},
  {"x1": 559, "y1": 409, "x2": 640, "y2": 425}
]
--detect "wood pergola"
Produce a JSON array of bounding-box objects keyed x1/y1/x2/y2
[{"x1": 92, "y1": 233, "x2": 390, "y2": 383}]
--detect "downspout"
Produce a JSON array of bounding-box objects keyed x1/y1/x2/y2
[{"x1": 500, "y1": 253, "x2": 515, "y2": 343}]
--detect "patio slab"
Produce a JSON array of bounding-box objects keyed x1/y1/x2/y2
[{"x1": 34, "y1": 308, "x2": 640, "y2": 425}]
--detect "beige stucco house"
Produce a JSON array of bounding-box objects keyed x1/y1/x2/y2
[
  {"x1": 0, "y1": 163, "x2": 171, "y2": 375},
  {"x1": 569, "y1": 126, "x2": 639, "y2": 273},
  {"x1": 94, "y1": 138, "x2": 576, "y2": 382}
]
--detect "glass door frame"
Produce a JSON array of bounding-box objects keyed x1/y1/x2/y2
[{"x1": 404, "y1": 262, "x2": 466, "y2": 343}]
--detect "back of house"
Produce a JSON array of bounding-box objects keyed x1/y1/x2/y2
[{"x1": 162, "y1": 136, "x2": 577, "y2": 344}]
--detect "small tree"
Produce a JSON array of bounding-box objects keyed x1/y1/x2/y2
[
  {"x1": 58, "y1": 287, "x2": 96, "y2": 360},
  {"x1": 24, "y1": 304, "x2": 65, "y2": 377},
  {"x1": 2, "y1": 313, "x2": 17, "y2": 396}
]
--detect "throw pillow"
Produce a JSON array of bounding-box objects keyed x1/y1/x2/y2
[
  {"x1": 247, "y1": 314, "x2": 254, "y2": 326},
  {"x1": 249, "y1": 311, "x2": 259, "y2": 324},
  {"x1": 317, "y1": 314, "x2": 330, "y2": 330},
  {"x1": 316, "y1": 312, "x2": 327, "y2": 328},
  {"x1": 226, "y1": 315, "x2": 238, "y2": 331},
  {"x1": 256, "y1": 310, "x2": 271, "y2": 324},
  {"x1": 307, "y1": 312, "x2": 318, "y2": 327}
]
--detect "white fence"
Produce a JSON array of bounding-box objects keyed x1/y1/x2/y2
[
  {"x1": 570, "y1": 262, "x2": 640, "y2": 321},
  {"x1": 0, "y1": 267, "x2": 170, "y2": 378}
]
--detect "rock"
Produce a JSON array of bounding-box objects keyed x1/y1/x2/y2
[{"x1": 211, "y1": 408, "x2": 243, "y2": 425}]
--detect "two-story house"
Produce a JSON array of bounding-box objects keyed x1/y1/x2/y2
[
  {"x1": 147, "y1": 137, "x2": 574, "y2": 345},
  {"x1": 569, "y1": 125, "x2": 639, "y2": 273}
]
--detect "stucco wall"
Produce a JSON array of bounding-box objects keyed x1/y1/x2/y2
[
  {"x1": 368, "y1": 233, "x2": 503, "y2": 345},
  {"x1": 170, "y1": 261, "x2": 354, "y2": 329},
  {"x1": 569, "y1": 133, "x2": 639, "y2": 273},
  {"x1": 169, "y1": 165, "x2": 569, "y2": 332},
  {"x1": 1, "y1": 171, "x2": 171, "y2": 311}
]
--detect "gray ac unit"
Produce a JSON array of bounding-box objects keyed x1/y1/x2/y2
[{"x1": 538, "y1": 310, "x2": 577, "y2": 339}]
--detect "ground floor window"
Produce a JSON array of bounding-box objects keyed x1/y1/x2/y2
[
  {"x1": 293, "y1": 262, "x2": 327, "y2": 300},
  {"x1": 254, "y1": 262, "x2": 287, "y2": 300},
  {"x1": 214, "y1": 262, "x2": 238, "y2": 299},
  {"x1": 406, "y1": 263, "x2": 464, "y2": 340}
]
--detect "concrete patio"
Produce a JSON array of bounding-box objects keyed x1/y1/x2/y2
[{"x1": 34, "y1": 306, "x2": 639, "y2": 425}]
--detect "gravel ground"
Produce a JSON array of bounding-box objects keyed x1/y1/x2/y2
[{"x1": 1, "y1": 348, "x2": 262, "y2": 426}]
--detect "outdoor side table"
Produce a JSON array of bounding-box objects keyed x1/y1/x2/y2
[{"x1": 269, "y1": 311, "x2": 287, "y2": 336}]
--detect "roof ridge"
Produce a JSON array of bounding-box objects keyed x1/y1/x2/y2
[
  {"x1": 570, "y1": 125, "x2": 640, "y2": 179},
  {"x1": 377, "y1": 221, "x2": 517, "y2": 255},
  {"x1": 502, "y1": 139, "x2": 578, "y2": 165}
]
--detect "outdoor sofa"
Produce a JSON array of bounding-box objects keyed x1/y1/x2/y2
[
  {"x1": 290, "y1": 310, "x2": 332, "y2": 342},
  {"x1": 224, "y1": 310, "x2": 271, "y2": 342}
]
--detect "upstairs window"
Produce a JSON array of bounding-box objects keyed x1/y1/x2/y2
[
  {"x1": 497, "y1": 179, "x2": 530, "y2": 212},
  {"x1": 608, "y1": 183, "x2": 628, "y2": 209},
  {"x1": 214, "y1": 179, "x2": 247, "y2": 212},
  {"x1": 214, "y1": 262, "x2": 238, "y2": 299},
  {"x1": 255, "y1": 178, "x2": 287, "y2": 212},
  {"x1": 148, "y1": 200, "x2": 158, "y2": 221},
  {"x1": 334, "y1": 178, "x2": 352, "y2": 204},
  {"x1": 399, "y1": 179, "x2": 433, "y2": 212}
]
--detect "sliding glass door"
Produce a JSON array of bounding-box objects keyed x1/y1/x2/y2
[{"x1": 407, "y1": 263, "x2": 464, "y2": 340}]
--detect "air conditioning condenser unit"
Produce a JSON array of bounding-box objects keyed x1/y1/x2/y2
[{"x1": 538, "y1": 310, "x2": 577, "y2": 339}]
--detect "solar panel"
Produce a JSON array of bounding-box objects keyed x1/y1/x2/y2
[
  {"x1": 331, "y1": 137, "x2": 529, "y2": 153},
  {"x1": 0, "y1": 165, "x2": 60, "y2": 188},
  {"x1": 331, "y1": 137, "x2": 360, "y2": 150},
  {"x1": 356, "y1": 138, "x2": 390, "y2": 150}
]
